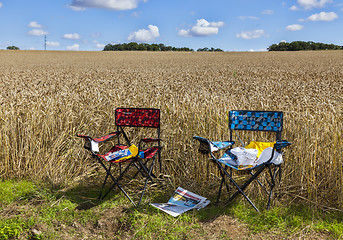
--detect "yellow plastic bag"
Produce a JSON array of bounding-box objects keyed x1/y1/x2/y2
[{"x1": 245, "y1": 141, "x2": 275, "y2": 158}]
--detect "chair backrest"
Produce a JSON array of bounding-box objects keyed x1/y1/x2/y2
[
  {"x1": 228, "y1": 110, "x2": 283, "y2": 141},
  {"x1": 115, "y1": 108, "x2": 160, "y2": 128}
]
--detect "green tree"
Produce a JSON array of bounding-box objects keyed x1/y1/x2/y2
[{"x1": 7, "y1": 46, "x2": 20, "y2": 50}]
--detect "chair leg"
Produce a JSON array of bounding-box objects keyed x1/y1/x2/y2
[
  {"x1": 267, "y1": 165, "x2": 278, "y2": 210},
  {"x1": 96, "y1": 157, "x2": 136, "y2": 206},
  {"x1": 99, "y1": 164, "x2": 112, "y2": 199},
  {"x1": 132, "y1": 158, "x2": 157, "y2": 179},
  {"x1": 138, "y1": 158, "x2": 156, "y2": 206},
  {"x1": 217, "y1": 162, "x2": 260, "y2": 212},
  {"x1": 216, "y1": 166, "x2": 231, "y2": 205},
  {"x1": 101, "y1": 160, "x2": 135, "y2": 200},
  {"x1": 249, "y1": 170, "x2": 269, "y2": 195},
  {"x1": 216, "y1": 171, "x2": 225, "y2": 206}
]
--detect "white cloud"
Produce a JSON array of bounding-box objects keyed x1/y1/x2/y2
[
  {"x1": 236, "y1": 29, "x2": 267, "y2": 39},
  {"x1": 96, "y1": 43, "x2": 105, "y2": 48},
  {"x1": 27, "y1": 29, "x2": 48, "y2": 36},
  {"x1": 46, "y1": 41, "x2": 60, "y2": 47},
  {"x1": 289, "y1": 5, "x2": 299, "y2": 10},
  {"x1": 178, "y1": 19, "x2": 225, "y2": 37},
  {"x1": 69, "y1": 0, "x2": 142, "y2": 11},
  {"x1": 299, "y1": 0, "x2": 331, "y2": 9},
  {"x1": 66, "y1": 44, "x2": 80, "y2": 51},
  {"x1": 291, "y1": 0, "x2": 332, "y2": 10},
  {"x1": 127, "y1": 25, "x2": 159, "y2": 42},
  {"x1": 63, "y1": 33, "x2": 81, "y2": 40},
  {"x1": 307, "y1": 11, "x2": 338, "y2": 21},
  {"x1": 286, "y1": 24, "x2": 304, "y2": 31},
  {"x1": 69, "y1": 5, "x2": 85, "y2": 11},
  {"x1": 261, "y1": 9, "x2": 274, "y2": 15},
  {"x1": 28, "y1": 21, "x2": 42, "y2": 28},
  {"x1": 239, "y1": 16, "x2": 259, "y2": 20},
  {"x1": 0, "y1": 3, "x2": 3, "y2": 8}
]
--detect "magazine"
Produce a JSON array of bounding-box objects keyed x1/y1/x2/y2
[{"x1": 150, "y1": 187, "x2": 210, "y2": 217}]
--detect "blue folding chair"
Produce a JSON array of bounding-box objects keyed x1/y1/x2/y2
[{"x1": 194, "y1": 110, "x2": 291, "y2": 212}]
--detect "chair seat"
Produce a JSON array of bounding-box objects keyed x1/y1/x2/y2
[
  {"x1": 218, "y1": 147, "x2": 283, "y2": 171},
  {"x1": 97, "y1": 145, "x2": 130, "y2": 163},
  {"x1": 97, "y1": 145, "x2": 160, "y2": 163}
]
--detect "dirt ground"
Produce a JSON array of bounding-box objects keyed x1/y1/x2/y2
[{"x1": 22, "y1": 204, "x2": 332, "y2": 240}]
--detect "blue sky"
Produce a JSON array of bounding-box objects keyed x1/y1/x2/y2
[{"x1": 0, "y1": 0, "x2": 342, "y2": 51}]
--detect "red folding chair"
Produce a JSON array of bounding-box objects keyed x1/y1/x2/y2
[{"x1": 77, "y1": 108, "x2": 162, "y2": 206}]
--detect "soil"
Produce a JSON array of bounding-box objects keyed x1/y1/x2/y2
[{"x1": 23, "y1": 206, "x2": 332, "y2": 240}]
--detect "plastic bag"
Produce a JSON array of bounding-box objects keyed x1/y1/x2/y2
[
  {"x1": 231, "y1": 147, "x2": 258, "y2": 166},
  {"x1": 256, "y1": 147, "x2": 283, "y2": 165},
  {"x1": 245, "y1": 141, "x2": 275, "y2": 157}
]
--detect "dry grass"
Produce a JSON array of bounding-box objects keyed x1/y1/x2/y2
[{"x1": 0, "y1": 50, "x2": 342, "y2": 209}]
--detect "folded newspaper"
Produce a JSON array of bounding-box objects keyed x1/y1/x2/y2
[{"x1": 150, "y1": 187, "x2": 210, "y2": 217}]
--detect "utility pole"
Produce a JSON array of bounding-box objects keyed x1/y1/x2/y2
[{"x1": 44, "y1": 35, "x2": 47, "y2": 50}]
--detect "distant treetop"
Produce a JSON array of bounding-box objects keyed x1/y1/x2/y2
[
  {"x1": 103, "y1": 42, "x2": 193, "y2": 52},
  {"x1": 197, "y1": 47, "x2": 223, "y2": 52},
  {"x1": 7, "y1": 46, "x2": 20, "y2": 50},
  {"x1": 268, "y1": 41, "x2": 343, "y2": 51}
]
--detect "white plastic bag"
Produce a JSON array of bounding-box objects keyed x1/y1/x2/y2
[
  {"x1": 231, "y1": 147, "x2": 258, "y2": 166},
  {"x1": 256, "y1": 147, "x2": 283, "y2": 165}
]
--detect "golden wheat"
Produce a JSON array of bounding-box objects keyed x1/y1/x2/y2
[{"x1": 0, "y1": 50, "x2": 342, "y2": 209}]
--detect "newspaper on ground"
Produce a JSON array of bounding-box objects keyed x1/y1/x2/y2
[{"x1": 150, "y1": 187, "x2": 210, "y2": 217}]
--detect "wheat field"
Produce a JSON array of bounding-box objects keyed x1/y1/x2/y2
[{"x1": 0, "y1": 50, "x2": 342, "y2": 209}]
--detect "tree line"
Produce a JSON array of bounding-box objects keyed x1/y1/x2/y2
[
  {"x1": 103, "y1": 42, "x2": 224, "y2": 52},
  {"x1": 268, "y1": 41, "x2": 343, "y2": 51},
  {"x1": 103, "y1": 42, "x2": 193, "y2": 52},
  {"x1": 197, "y1": 47, "x2": 223, "y2": 52}
]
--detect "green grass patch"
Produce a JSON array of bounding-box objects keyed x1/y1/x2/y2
[
  {"x1": 228, "y1": 200, "x2": 343, "y2": 238},
  {"x1": 0, "y1": 180, "x2": 38, "y2": 205},
  {"x1": 1, "y1": 180, "x2": 343, "y2": 239},
  {"x1": 122, "y1": 205, "x2": 200, "y2": 239}
]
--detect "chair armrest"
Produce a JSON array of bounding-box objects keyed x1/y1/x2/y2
[
  {"x1": 92, "y1": 131, "x2": 121, "y2": 143},
  {"x1": 138, "y1": 138, "x2": 162, "y2": 152},
  {"x1": 76, "y1": 134, "x2": 92, "y2": 140},
  {"x1": 193, "y1": 136, "x2": 234, "y2": 154},
  {"x1": 140, "y1": 138, "x2": 161, "y2": 143},
  {"x1": 274, "y1": 140, "x2": 292, "y2": 150},
  {"x1": 76, "y1": 131, "x2": 121, "y2": 153}
]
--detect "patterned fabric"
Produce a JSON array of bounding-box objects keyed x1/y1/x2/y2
[
  {"x1": 93, "y1": 131, "x2": 121, "y2": 143},
  {"x1": 193, "y1": 136, "x2": 234, "y2": 153},
  {"x1": 212, "y1": 141, "x2": 234, "y2": 150},
  {"x1": 141, "y1": 146, "x2": 160, "y2": 159},
  {"x1": 115, "y1": 108, "x2": 160, "y2": 128},
  {"x1": 76, "y1": 134, "x2": 92, "y2": 139},
  {"x1": 97, "y1": 145, "x2": 159, "y2": 162},
  {"x1": 229, "y1": 110, "x2": 283, "y2": 132},
  {"x1": 274, "y1": 140, "x2": 292, "y2": 150}
]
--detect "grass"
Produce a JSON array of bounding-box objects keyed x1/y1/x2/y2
[{"x1": 1, "y1": 180, "x2": 342, "y2": 239}]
